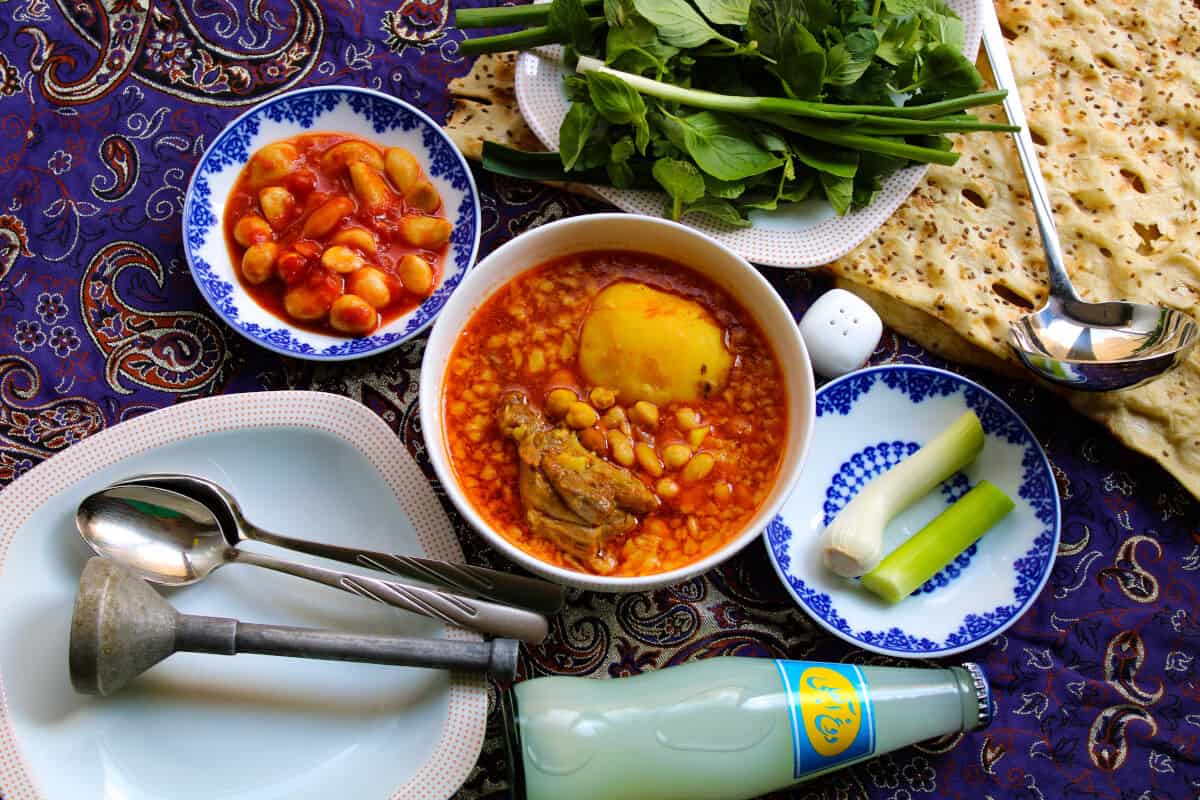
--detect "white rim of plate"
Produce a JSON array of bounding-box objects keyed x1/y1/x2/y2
[
  {"x1": 513, "y1": 0, "x2": 984, "y2": 267},
  {"x1": 182, "y1": 85, "x2": 482, "y2": 361},
  {"x1": 763, "y1": 364, "x2": 1062, "y2": 657},
  {"x1": 0, "y1": 391, "x2": 487, "y2": 800}
]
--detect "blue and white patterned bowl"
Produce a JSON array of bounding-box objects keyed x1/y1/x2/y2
[
  {"x1": 764, "y1": 364, "x2": 1060, "y2": 658},
  {"x1": 182, "y1": 86, "x2": 480, "y2": 360}
]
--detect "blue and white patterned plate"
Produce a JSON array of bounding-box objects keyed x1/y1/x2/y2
[
  {"x1": 182, "y1": 86, "x2": 480, "y2": 361},
  {"x1": 764, "y1": 365, "x2": 1060, "y2": 658}
]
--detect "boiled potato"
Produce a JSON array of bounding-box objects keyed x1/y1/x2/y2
[
  {"x1": 397, "y1": 254, "x2": 434, "y2": 296},
  {"x1": 346, "y1": 267, "x2": 392, "y2": 308},
  {"x1": 384, "y1": 147, "x2": 421, "y2": 194},
  {"x1": 579, "y1": 282, "x2": 732, "y2": 405},
  {"x1": 241, "y1": 242, "x2": 277, "y2": 284},
  {"x1": 247, "y1": 142, "x2": 299, "y2": 188},
  {"x1": 258, "y1": 186, "x2": 296, "y2": 229},
  {"x1": 302, "y1": 195, "x2": 355, "y2": 239},
  {"x1": 329, "y1": 294, "x2": 377, "y2": 335},
  {"x1": 283, "y1": 272, "x2": 340, "y2": 320},
  {"x1": 321, "y1": 245, "x2": 365, "y2": 274},
  {"x1": 399, "y1": 215, "x2": 452, "y2": 249},
  {"x1": 321, "y1": 141, "x2": 384, "y2": 174},
  {"x1": 349, "y1": 162, "x2": 394, "y2": 211},
  {"x1": 233, "y1": 215, "x2": 272, "y2": 247},
  {"x1": 405, "y1": 180, "x2": 441, "y2": 213},
  {"x1": 330, "y1": 226, "x2": 378, "y2": 255}
]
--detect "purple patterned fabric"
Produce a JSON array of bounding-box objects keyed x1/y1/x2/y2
[{"x1": 0, "y1": 2, "x2": 1196, "y2": 798}]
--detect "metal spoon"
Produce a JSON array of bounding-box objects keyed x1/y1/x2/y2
[
  {"x1": 112, "y1": 472, "x2": 564, "y2": 615},
  {"x1": 76, "y1": 485, "x2": 550, "y2": 643},
  {"x1": 981, "y1": 7, "x2": 1198, "y2": 391},
  {"x1": 71, "y1": 557, "x2": 521, "y2": 696}
]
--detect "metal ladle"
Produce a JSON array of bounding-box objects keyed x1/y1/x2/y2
[
  {"x1": 70, "y1": 558, "x2": 521, "y2": 696},
  {"x1": 112, "y1": 472, "x2": 565, "y2": 615},
  {"x1": 981, "y1": 7, "x2": 1198, "y2": 390},
  {"x1": 76, "y1": 484, "x2": 550, "y2": 643}
]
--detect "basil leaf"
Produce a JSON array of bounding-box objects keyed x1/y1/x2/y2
[
  {"x1": 922, "y1": 10, "x2": 964, "y2": 50},
  {"x1": 611, "y1": 135, "x2": 637, "y2": 163},
  {"x1": 875, "y1": 15, "x2": 922, "y2": 65},
  {"x1": 564, "y1": 75, "x2": 591, "y2": 102},
  {"x1": 830, "y1": 61, "x2": 894, "y2": 105},
  {"x1": 746, "y1": 0, "x2": 807, "y2": 59},
  {"x1": 576, "y1": 137, "x2": 613, "y2": 170},
  {"x1": 632, "y1": 0, "x2": 736, "y2": 49},
  {"x1": 771, "y1": 20, "x2": 826, "y2": 99},
  {"x1": 820, "y1": 172, "x2": 854, "y2": 215},
  {"x1": 608, "y1": 160, "x2": 636, "y2": 187},
  {"x1": 586, "y1": 71, "x2": 652, "y2": 152},
  {"x1": 825, "y1": 29, "x2": 878, "y2": 86},
  {"x1": 882, "y1": 0, "x2": 924, "y2": 14},
  {"x1": 682, "y1": 197, "x2": 753, "y2": 227},
  {"x1": 559, "y1": 102, "x2": 599, "y2": 171},
  {"x1": 703, "y1": 174, "x2": 748, "y2": 198},
  {"x1": 549, "y1": 0, "x2": 596, "y2": 51},
  {"x1": 693, "y1": 0, "x2": 750, "y2": 26},
  {"x1": 652, "y1": 157, "x2": 706, "y2": 219},
  {"x1": 605, "y1": 0, "x2": 679, "y2": 74},
  {"x1": 669, "y1": 111, "x2": 785, "y2": 180},
  {"x1": 910, "y1": 43, "x2": 982, "y2": 100},
  {"x1": 853, "y1": 148, "x2": 906, "y2": 208},
  {"x1": 780, "y1": 172, "x2": 816, "y2": 202},
  {"x1": 792, "y1": 139, "x2": 858, "y2": 178}
]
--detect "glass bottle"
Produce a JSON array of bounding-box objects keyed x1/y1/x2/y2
[{"x1": 501, "y1": 658, "x2": 990, "y2": 800}]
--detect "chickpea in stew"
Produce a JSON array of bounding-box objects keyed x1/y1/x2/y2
[
  {"x1": 443, "y1": 251, "x2": 787, "y2": 577},
  {"x1": 223, "y1": 133, "x2": 451, "y2": 337}
]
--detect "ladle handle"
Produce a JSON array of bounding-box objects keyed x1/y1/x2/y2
[
  {"x1": 175, "y1": 615, "x2": 521, "y2": 681},
  {"x1": 233, "y1": 551, "x2": 549, "y2": 643},
  {"x1": 247, "y1": 527, "x2": 565, "y2": 615},
  {"x1": 980, "y1": 5, "x2": 1078, "y2": 302}
]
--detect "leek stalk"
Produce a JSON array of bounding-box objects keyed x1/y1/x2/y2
[{"x1": 822, "y1": 410, "x2": 985, "y2": 577}]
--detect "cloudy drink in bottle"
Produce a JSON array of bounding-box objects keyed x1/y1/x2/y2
[{"x1": 501, "y1": 658, "x2": 990, "y2": 800}]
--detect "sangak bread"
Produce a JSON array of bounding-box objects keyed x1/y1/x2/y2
[
  {"x1": 446, "y1": 0, "x2": 1200, "y2": 497},
  {"x1": 827, "y1": 0, "x2": 1200, "y2": 497},
  {"x1": 446, "y1": 52, "x2": 542, "y2": 160}
]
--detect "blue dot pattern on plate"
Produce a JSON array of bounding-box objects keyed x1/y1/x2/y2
[
  {"x1": 766, "y1": 365, "x2": 1059, "y2": 655},
  {"x1": 183, "y1": 87, "x2": 478, "y2": 360},
  {"x1": 821, "y1": 441, "x2": 975, "y2": 596}
]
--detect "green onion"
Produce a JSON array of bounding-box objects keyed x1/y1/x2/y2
[
  {"x1": 458, "y1": 17, "x2": 605, "y2": 56},
  {"x1": 822, "y1": 411, "x2": 985, "y2": 577},
  {"x1": 481, "y1": 142, "x2": 658, "y2": 188},
  {"x1": 861, "y1": 480, "x2": 1015, "y2": 604},
  {"x1": 455, "y1": 0, "x2": 602, "y2": 29}
]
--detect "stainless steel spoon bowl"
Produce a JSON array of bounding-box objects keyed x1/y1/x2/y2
[
  {"x1": 981, "y1": 7, "x2": 1198, "y2": 391},
  {"x1": 76, "y1": 484, "x2": 550, "y2": 642},
  {"x1": 113, "y1": 472, "x2": 565, "y2": 615}
]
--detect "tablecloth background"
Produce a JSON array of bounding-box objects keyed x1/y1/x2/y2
[{"x1": 0, "y1": 1, "x2": 1196, "y2": 797}]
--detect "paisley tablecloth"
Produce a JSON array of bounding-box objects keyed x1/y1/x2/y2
[{"x1": 0, "y1": 2, "x2": 1196, "y2": 798}]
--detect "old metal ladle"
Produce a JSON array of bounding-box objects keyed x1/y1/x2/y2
[
  {"x1": 981, "y1": 6, "x2": 1197, "y2": 390},
  {"x1": 70, "y1": 558, "x2": 521, "y2": 696}
]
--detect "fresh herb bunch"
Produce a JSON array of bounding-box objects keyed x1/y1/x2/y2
[{"x1": 460, "y1": 0, "x2": 1014, "y2": 224}]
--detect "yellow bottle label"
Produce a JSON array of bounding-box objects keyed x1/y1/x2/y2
[{"x1": 775, "y1": 661, "x2": 875, "y2": 778}]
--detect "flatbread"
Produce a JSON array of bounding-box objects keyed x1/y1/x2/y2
[
  {"x1": 446, "y1": 0, "x2": 1200, "y2": 497},
  {"x1": 826, "y1": 0, "x2": 1200, "y2": 496},
  {"x1": 446, "y1": 52, "x2": 542, "y2": 160}
]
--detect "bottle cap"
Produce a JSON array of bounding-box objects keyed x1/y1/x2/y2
[{"x1": 960, "y1": 662, "x2": 992, "y2": 730}]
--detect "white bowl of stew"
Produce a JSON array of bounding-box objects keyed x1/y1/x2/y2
[
  {"x1": 420, "y1": 214, "x2": 816, "y2": 592},
  {"x1": 183, "y1": 86, "x2": 480, "y2": 360}
]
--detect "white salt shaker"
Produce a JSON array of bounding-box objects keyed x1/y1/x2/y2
[{"x1": 798, "y1": 288, "x2": 883, "y2": 378}]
